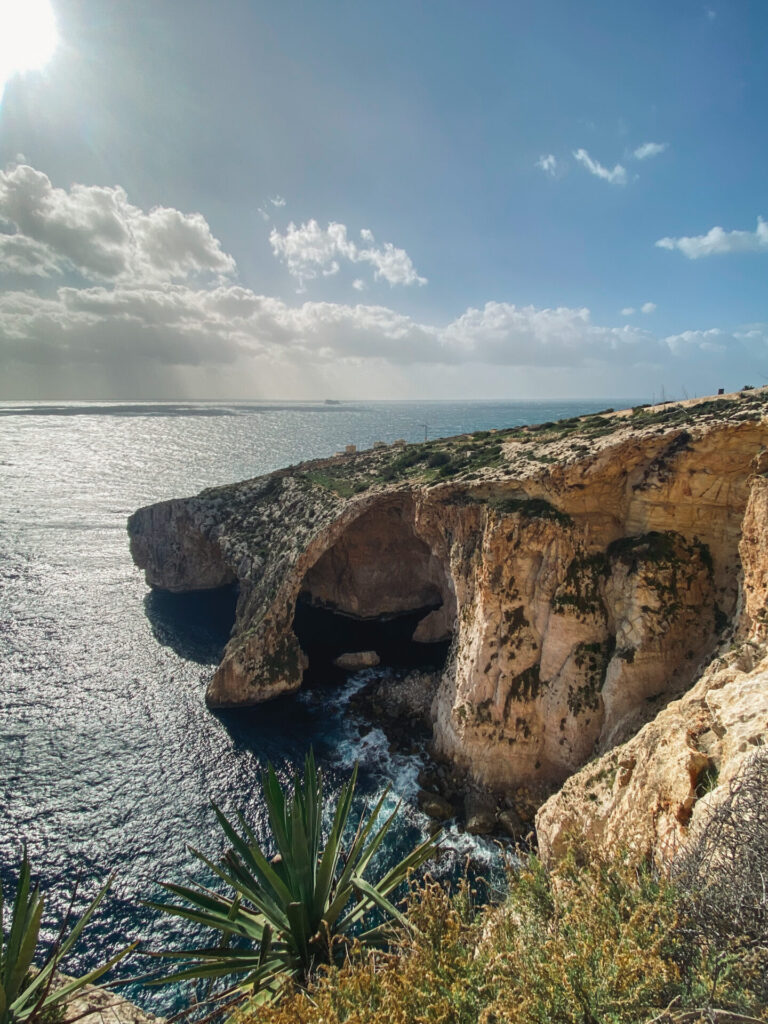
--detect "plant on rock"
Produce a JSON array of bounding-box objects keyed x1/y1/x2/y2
[
  {"x1": 147, "y1": 751, "x2": 440, "y2": 1012},
  {"x1": 0, "y1": 850, "x2": 134, "y2": 1024}
]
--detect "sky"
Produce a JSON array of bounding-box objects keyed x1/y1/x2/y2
[{"x1": 0, "y1": 0, "x2": 766, "y2": 401}]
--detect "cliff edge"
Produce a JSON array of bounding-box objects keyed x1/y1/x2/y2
[{"x1": 128, "y1": 390, "x2": 768, "y2": 851}]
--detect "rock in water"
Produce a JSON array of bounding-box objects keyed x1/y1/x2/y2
[
  {"x1": 498, "y1": 808, "x2": 526, "y2": 840},
  {"x1": 465, "y1": 791, "x2": 498, "y2": 834},
  {"x1": 417, "y1": 789, "x2": 455, "y2": 821},
  {"x1": 333, "y1": 650, "x2": 380, "y2": 670}
]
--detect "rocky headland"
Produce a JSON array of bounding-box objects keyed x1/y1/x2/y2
[{"x1": 128, "y1": 389, "x2": 768, "y2": 857}]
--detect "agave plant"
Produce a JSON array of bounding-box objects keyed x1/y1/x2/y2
[
  {"x1": 0, "y1": 850, "x2": 134, "y2": 1024},
  {"x1": 147, "y1": 750, "x2": 440, "y2": 1010}
]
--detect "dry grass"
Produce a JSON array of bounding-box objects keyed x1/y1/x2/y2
[{"x1": 238, "y1": 849, "x2": 767, "y2": 1024}]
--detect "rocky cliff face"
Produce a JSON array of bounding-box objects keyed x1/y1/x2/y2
[
  {"x1": 536, "y1": 470, "x2": 768, "y2": 862},
  {"x1": 128, "y1": 391, "x2": 768, "y2": 832}
]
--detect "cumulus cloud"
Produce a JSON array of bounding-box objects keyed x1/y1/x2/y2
[
  {"x1": 269, "y1": 220, "x2": 427, "y2": 289},
  {"x1": 536, "y1": 154, "x2": 558, "y2": 177},
  {"x1": 0, "y1": 164, "x2": 236, "y2": 283},
  {"x1": 2, "y1": 164, "x2": 766, "y2": 397},
  {"x1": 269, "y1": 195, "x2": 286, "y2": 207},
  {"x1": 633, "y1": 141, "x2": 667, "y2": 160},
  {"x1": 0, "y1": 283, "x2": 680, "y2": 371},
  {"x1": 0, "y1": 232, "x2": 62, "y2": 276},
  {"x1": 621, "y1": 307, "x2": 636, "y2": 316},
  {"x1": 573, "y1": 148, "x2": 627, "y2": 185},
  {"x1": 656, "y1": 217, "x2": 768, "y2": 259}
]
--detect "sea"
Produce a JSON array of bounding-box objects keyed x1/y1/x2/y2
[{"x1": 0, "y1": 398, "x2": 638, "y2": 1011}]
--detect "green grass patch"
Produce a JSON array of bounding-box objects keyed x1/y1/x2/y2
[{"x1": 491, "y1": 496, "x2": 573, "y2": 526}]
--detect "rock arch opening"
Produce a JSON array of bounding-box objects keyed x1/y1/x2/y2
[{"x1": 292, "y1": 501, "x2": 455, "y2": 684}]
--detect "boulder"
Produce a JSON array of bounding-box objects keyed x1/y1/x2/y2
[
  {"x1": 417, "y1": 789, "x2": 455, "y2": 821},
  {"x1": 498, "y1": 808, "x2": 526, "y2": 840},
  {"x1": 333, "y1": 650, "x2": 380, "y2": 670},
  {"x1": 465, "y1": 791, "x2": 497, "y2": 835}
]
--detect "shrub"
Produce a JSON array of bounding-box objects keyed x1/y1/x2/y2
[
  {"x1": 673, "y1": 748, "x2": 768, "y2": 1008},
  {"x1": 246, "y1": 843, "x2": 768, "y2": 1024},
  {"x1": 147, "y1": 751, "x2": 440, "y2": 1013},
  {"x1": 0, "y1": 851, "x2": 133, "y2": 1024}
]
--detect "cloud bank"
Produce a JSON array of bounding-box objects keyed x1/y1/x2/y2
[
  {"x1": 1, "y1": 164, "x2": 765, "y2": 397},
  {"x1": 656, "y1": 217, "x2": 768, "y2": 258}
]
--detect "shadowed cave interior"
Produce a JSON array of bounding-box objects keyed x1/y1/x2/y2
[{"x1": 292, "y1": 502, "x2": 456, "y2": 686}]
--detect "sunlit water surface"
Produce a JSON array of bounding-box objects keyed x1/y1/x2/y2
[{"x1": 0, "y1": 399, "x2": 635, "y2": 1010}]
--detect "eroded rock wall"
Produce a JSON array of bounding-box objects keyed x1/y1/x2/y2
[
  {"x1": 535, "y1": 465, "x2": 768, "y2": 862},
  {"x1": 128, "y1": 400, "x2": 768, "y2": 812}
]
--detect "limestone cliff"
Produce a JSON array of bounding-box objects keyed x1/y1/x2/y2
[
  {"x1": 536, "y1": 471, "x2": 768, "y2": 862},
  {"x1": 128, "y1": 390, "x2": 768, "y2": 818}
]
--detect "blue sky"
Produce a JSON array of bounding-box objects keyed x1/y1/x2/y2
[{"x1": 0, "y1": 0, "x2": 766, "y2": 399}]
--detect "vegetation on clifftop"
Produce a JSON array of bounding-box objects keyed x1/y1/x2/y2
[
  {"x1": 5, "y1": 754, "x2": 767, "y2": 1023},
  {"x1": 283, "y1": 389, "x2": 768, "y2": 500},
  {"x1": 0, "y1": 853, "x2": 134, "y2": 1024},
  {"x1": 246, "y1": 843, "x2": 767, "y2": 1024}
]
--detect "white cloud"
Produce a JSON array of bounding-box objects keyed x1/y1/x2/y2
[
  {"x1": 0, "y1": 164, "x2": 236, "y2": 283},
  {"x1": 3, "y1": 164, "x2": 766, "y2": 397},
  {"x1": 352, "y1": 278, "x2": 366, "y2": 291},
  {"x1": 621, "y1": 301, "x2": 656, "y2": 316},
  {"x1": 269, "y1": 195, "x2": 286, "y2": 207},
  {"x1": 573, "y1": 148, "x2": 627, "y2": 185},
  {"x1": 633, "y1": 141, "x2": 668, "y2": 160},
  {"x1": 0, "y1": 231, "x2": 62, "y2": 276},
  {"x1": 269, "y1": 219, "x2": 427, "y2": 288},
  {"x1": 2, "y1": 275, "x2": 766, "y2": 393},
  {"x1": 536, "y1": 154, "x2": 558, "y2": 177},
  {"x1": 656, "y1": 217, "x2": 768, "y2": 258},
  {"x1": 0, "y1": 284, "x2": 672, "y2": 372}
]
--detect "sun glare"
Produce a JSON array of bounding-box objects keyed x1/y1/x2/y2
[{"x1": 0, "y1": 0, "x2": 59, "y2": 97}]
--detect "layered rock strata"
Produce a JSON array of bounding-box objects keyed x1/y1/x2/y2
[{"x1": 128, "y1": 391, "x2": 768, "y2": 816}]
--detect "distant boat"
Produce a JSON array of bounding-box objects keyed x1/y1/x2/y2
[{"x1": 324, "y1": 399, "x2": 342, "y2": 405}]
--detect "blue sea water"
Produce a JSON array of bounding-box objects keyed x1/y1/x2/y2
[{"x1": 0, "y1": 398, "x2": 638, "y2": 1011}]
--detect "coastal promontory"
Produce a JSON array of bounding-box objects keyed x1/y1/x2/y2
[{"x1": 128, "y1": 390, "x2": 768, "y2": 857}]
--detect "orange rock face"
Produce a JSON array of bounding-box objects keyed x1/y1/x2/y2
[{"x1": 128, "y1": 393, "x2": 768, "y2": 852}]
